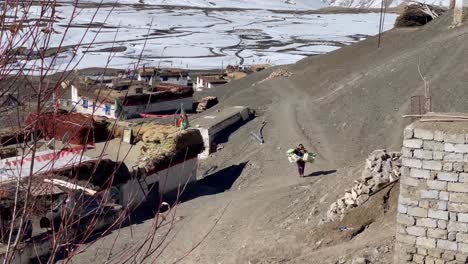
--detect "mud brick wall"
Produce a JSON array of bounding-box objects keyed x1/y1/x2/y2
[{"x1": 395, "y1": 122, "x2": 468, "y2": 264}]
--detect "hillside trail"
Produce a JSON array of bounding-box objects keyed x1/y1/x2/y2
[
  {"x1": 166, "y1": 76, "x2": 347, "y2": 263},
  {"x1": 68, "y1": 70, "x2": 348, "y2": 264},
  {"x1": 150, "y1": 14, "x2": 468, "y2": 263}
]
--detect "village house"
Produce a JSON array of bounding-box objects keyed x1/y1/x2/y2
[
  {"x1": 194, "y1": 64, "x2": 271, "y2": 91},
  {"x1": 69, "y1": 79, "x2": 194, "y2": 119},
  {"x1": 137, "y1": 67, "x2": 158, "y2": 82},
  {"x1": 137, "y1": 67, "x2": 191, "y2": 86},
  {"x1": 194, "y1": 74, "x2": 230, "y2": 91},
  {"x1": 0, "y1": 119, "x2": 204, "y2": 257}
]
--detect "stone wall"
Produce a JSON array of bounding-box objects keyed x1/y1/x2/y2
[
  {"x1": 395, "y1": 121, "x2": 468, "y2": 263},
  {"x1": 454, "y1": 0, "x2": 468, "y2": 25}
]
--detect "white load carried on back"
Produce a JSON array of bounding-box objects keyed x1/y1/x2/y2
[
  {"x1": 288, "y1": 154, "x2": 300, "y2": 163},
  {"x1": 302, "y1": 152, "x2": 316, "y2": 163},
  {"x1": 286, "y1": 149, "x2": 316, "y2": 163}
]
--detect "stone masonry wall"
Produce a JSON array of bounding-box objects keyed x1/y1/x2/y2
[
  {"x1": 454, "y1": 0, "x2": 468, "y2": 25},
  {"x1": 395, "y1": 122, "x2": 468, "y2": 264}
]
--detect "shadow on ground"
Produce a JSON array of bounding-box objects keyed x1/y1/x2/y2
[
  {"x1": 177, "y1": 162, "x2": 248, "y2": 205},
  {"x1": 304, "y1": 169, "x2": 337, "y2": 178},
  {"x1": 130, "y1": 162, "x2": 248, "y2": 224},
  {"x1": 44, "y1": 162, "x2": 249, "y2": 263}
]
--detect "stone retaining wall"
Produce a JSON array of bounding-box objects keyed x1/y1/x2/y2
[{"x1": 395, "y1": 121, "x2": 468, "y2": 264}]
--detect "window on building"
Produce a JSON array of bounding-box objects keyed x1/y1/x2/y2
[
  {"x1": 82, "y1": 99, "x2": 88, "y2": 109},
  {"x1": 105, "y1": 104, "x2": 111, "y2": 115},
  {"x1": 162, "y1": 76, "x2": 168, "y2": 81}
]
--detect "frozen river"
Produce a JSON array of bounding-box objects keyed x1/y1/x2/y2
[{"x1": 11, "y1": 3, "x2": 398, "y2": 71}]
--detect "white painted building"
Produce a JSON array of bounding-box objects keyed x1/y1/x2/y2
[
  {"x1": 195, "y1": 75, "x2": 229, "y2": 91},
  {"x1": 70, "y1": 84, "x2": 194, "y2": 119},
  {"x1": 137, "y1": 68, "x2": 191, "y2": 86},
  {"x1": 193, "y1": 106, "x2": 251, "y2": 159}
]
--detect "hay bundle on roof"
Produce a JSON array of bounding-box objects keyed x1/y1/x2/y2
[
  {"x1": 395, "y1": 2, "x2": 446, "y2": 27},
  {"x1": 138, "y1": 125, "x2": 204, "y2": 173}
]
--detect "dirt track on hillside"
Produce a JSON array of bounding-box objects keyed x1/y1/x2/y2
[{"x1": 69, "y1": 12, "x2": 468, "y2": 264}]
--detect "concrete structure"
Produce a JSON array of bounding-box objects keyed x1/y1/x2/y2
[
  {"x1": 395, "y1": 119, "x2": 468, "y2": 263},
  {"x1": 454, "y1": 0, "x2": 468, "y2": 25},
  {"x1": 118, "y1": 157, "x2": 198, "y2": 207},
  {"x1": 192, "y1": 106, "x2": 251, "y2": 159}
]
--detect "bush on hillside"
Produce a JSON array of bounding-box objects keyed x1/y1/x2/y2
[{"x1": 395, "y1": 2, "x2": 446, "y2": 27}]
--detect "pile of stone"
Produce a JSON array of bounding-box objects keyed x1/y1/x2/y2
[
  {"x1": 196, "y1": 96, "x2": 218, "y2": 113},
  {"x1": 260, "y1": 69, "x2": 293, "y2": 83},
  {"x1": 327, "y1": 150, "x2": 402, "y2": 221}
]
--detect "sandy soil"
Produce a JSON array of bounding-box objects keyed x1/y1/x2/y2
[{"x1": 66, "y1": 12, "x2": 468, "y2": 264}]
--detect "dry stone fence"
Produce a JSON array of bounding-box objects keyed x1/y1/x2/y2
[
  {"x1": 327, "y1": 149, "x2": 401, "y2": 221},
  {"x1": 395, "y1": 121, "x2": 468, "y2": 263}
]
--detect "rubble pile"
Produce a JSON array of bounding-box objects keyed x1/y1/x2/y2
[
  {"x1": 196, "y1": 96, "x2": 218, "y2": 113},
  {"x1": 260, "y1": 69, "x2": 293, "y2": 83},
  {"x1": 327, "y1": 150, "x2": 402, "y2": 221}
]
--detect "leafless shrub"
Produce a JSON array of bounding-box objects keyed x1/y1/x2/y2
[{"x1": 0, "y1": 1, "x2": 221, "y2": 263}]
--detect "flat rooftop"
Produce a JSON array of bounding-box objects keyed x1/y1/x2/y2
[
  {"x1": 411, "y1": 113, "x2": 468, "y2": 134},
  {"x1": 191, "y1": 106, "x2": 249, "y2": 128},
  {"x1": 78, "y1": 84, "x2": 193, "y2": 106}
]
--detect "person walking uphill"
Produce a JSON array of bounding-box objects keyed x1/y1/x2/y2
[{"x1": 294, "y1": 144, "x2": 307, "y2": 177}]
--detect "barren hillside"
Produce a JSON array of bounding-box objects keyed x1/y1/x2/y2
[{"x1": 71, "y1": 12, "x2": 468, "y2": 264}]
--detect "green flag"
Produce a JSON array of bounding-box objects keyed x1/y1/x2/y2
[{"x1": 115, "y1": 99, "x2": 125, "y2": 120}]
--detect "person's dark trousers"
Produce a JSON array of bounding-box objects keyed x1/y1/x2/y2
[{"x1": 297, "y1": 160, "x2": 305, "y2": 177}]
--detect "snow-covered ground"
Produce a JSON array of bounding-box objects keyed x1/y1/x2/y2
[
  {"x1": 7, "y1": 2, "x2": 398, "y2": 73},
  {"x1": 68, "y1": 0, "x2": 326, "y2": 10},
  {"x1": 324, "y1": 0, "x2": 450, "y2": 9}
]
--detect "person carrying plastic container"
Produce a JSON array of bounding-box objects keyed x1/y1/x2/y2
[{"x1": 286, "y1": 144, "x2": 316, "y2": 177}]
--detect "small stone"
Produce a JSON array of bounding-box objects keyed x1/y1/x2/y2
[
  {"x1": 404, "y1": 127, "x2": 414, "y2": 139},
  {"x1": 443, "y1": 162, "x2": 453, "y2": 171},
  {"x1": 454, "y1": 162, "x2": 465, "y2": 172},
  {"x1": 357, "y1": 194, "x2": 369, "y2": 206},
  {"x1": 352, "y1": 257, "x2": 369, "y2": 264},
  {"x1": 448, "y1": 232, "x2": 456, "y2": 241}
]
